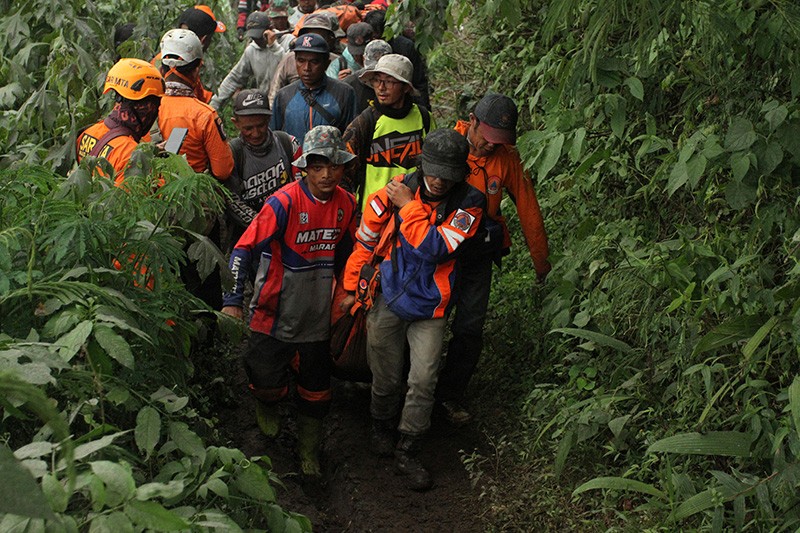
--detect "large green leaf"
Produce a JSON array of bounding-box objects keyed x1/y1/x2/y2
[
  {"x1": 693, "y1": 315, "x2": 764, "y2": 356},
  {"x1": 168, "y1": 422, "x2": 206, "y2": 462},
  {"x1": 124, "y1": 500, "x2": 190, "y2": 531},
  {"x1": 93, "y1": 325, "x2": 134, "y2": 369},
  {"x1": 0, "y1": 444, "x2": 55, "y2": 519},
  {"x1": 550, "y1": 327, "x2": 633, "y2": 353},
  {"x1": 647, "y1": 431, "x2": 752, "y2": 457},
  {"x1": 134, "y1": 407, "x2": 161, "y2": 459},
  {"x1": 56, "y1": 319, "x2": 92, "y2": 361},
  {"x1": 233, "y1": 463, "x2": 276, "y2": 502},
  {"x1": 573, "y1": 476, "x2": 666, "y2": 499},
  {"x1": 725, "y1": 117, "x2": 757, "y2": 151},
  {"x1": 789, "y1": 376, "x2": 800, "y2": 440},
  {"x1": 670, "y1": 488, "x2": 717, "y2": 521}
]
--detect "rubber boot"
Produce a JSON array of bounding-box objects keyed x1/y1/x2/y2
[
  {"x1": 255, "y1": 402, "x2": 281, "y2": 438},
  {"x1": 394, "y1": 433, "x2": 432, "y2": 491},
  {"x1": 370, "y1": 418, "x2": 396, "y2": 458},
  {"x1": 296, "y1": 415, "x2": 323, "y2": 477}
]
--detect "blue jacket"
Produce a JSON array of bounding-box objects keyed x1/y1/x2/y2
[{"x1": 270, "y1": 77, "x2": 357, "y2": 143}]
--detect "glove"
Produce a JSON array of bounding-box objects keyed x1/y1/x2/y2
[{"x1": 237, "y1": 27, "x2": 245, "y2": 41}]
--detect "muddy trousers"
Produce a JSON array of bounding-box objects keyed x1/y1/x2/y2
[
  {"x1": 243, "y1": 331, "x2": 332, "y2": 419},
  {"x1": 367, "y1": 294, "x2": 446, "y2": 436},
  {"x1": 435, "y1": 252, "x2": 494, "y2": 403}
]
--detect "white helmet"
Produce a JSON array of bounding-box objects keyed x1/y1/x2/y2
[{"x1": 160, "y1": 29, "x2": 203, "y2": 68}]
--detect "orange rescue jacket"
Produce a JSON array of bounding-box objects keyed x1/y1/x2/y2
[
  {"x1": 454, "y1": 120, "x2": 550, "y2": 278},
  {"x1": 158, "y1": 94, "x2": 234, "y2": 179}
]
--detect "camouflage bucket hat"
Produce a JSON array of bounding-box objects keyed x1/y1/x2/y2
[
  {"x1": 363, "y1": 39, "x2": 391, "y2": 69},
  {"x1": 294, "y1": 126, "x2": 356, "y2": 168}
]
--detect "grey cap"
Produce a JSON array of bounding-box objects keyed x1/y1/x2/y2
[
  {"x1": 346, "y1": 22, "x2": 374, "y2": 56},
  {"x1": 300, "y1": 12, "x2": 343, "y2": 39},
  {"x1": 363, "y1": 39, "x2": 391, "y2": 69},
  {"x1": 420, "y1": 129, "x2": 470, "y2": 182},
  {"x1": 233, "y1": 89, "x2": 271, "y2": 116},
  {"x1": 359, "y1": 54, "x2": 418, "y2": 95},
  {"x1": 294, "y1": 125, "x2": 356, "y2": 168}
]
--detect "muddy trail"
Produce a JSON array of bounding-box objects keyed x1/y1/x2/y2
[{"x1": 217, "y1": 366, "x2": 488, "y2": 532}]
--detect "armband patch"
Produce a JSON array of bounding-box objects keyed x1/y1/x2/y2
[
  {"x1": 450, "y1": 209, "x2": 476, "y2": 232},
  {"x1": 370, "y1": 196, "x2": 386, "y2": 217}
]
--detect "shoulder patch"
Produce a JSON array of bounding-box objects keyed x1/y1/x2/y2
[
  {"x1": 487, "y1": 175, "x2": 501, "y2": 195},
  {"x1": 215, "y1": 115, "x2": 227, "y2": 141},
  {"x1": 450, "y1": 209, "x2": 476, "y2": 233},
  {"x1": 369, "y1": 196, "x2": 387, "y2": 217}
]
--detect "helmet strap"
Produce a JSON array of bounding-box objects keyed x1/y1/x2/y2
[{"x1": 163, "y1": 64, "x2": 199, "y2": 89}]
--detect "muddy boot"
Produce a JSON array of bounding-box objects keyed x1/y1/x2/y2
[
  {"x1": 394, "y1": 434, "x2": 432, "y2": 491},
  {"x1": 370, "y1": 418, "x2": 395, "y2": 458},
  {"x1": 296, "y1": 415, "x2": 323, "y2": 477},
  {"x1": 255, "y1": 401, "x2": 281, "y2": 438}
]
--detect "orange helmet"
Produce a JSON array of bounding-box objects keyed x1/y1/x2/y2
[{"x1": 103, "y1": 58, "x2": 165, "y2": 101}]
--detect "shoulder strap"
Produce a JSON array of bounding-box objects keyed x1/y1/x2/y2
[
  {"x1": 88, "y1": 125, "x2": 134, "y2": 158},
  {"x1": 229, "y1": 137, "x2": 245, "y2": 180},
  {"x1": 419, "y1": 106, "x2": 431, "y2": 133},
  {"x1": 300, "y1": 88, "x2": 337, "y2": 125},
  {"x1": 273, "y1": 130, "x2": 296, "y2": 177}
]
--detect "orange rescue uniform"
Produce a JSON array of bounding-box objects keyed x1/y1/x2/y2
[
  {"x1": 454, "y1": 120, "x2": 550, "y2": 277},
  {"x1": 158, "y1": 94, "x2": 234, "y2": 179},
  {"x1": 76, "y1": 121, "x2": 137, "y2": 185}
]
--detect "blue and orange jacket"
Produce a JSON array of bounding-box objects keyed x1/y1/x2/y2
[
  {"x1": 343, "y1": 174, "x2": 485, "y2": 321},
  {"x1": 225, "y1": 178, "x2": 357, "y2": 342}
]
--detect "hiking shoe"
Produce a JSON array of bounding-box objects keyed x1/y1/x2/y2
[
  {"x1": 440, "y1": 401, "x2": 473, "y2": 426},
  {"x1": 370, "y1": 420, "x2": 395, "y2": 458},
  {"x1": 394, "y1": 449, "x2": 432, "y2": 491},
  {"x1": 395, "y1": 434, "x2": 432, "y2": 491}
]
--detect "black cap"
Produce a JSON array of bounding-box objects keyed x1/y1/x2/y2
[
  {"x1": 233, "y1": 89, "x2": 272, "y2": 116},
  {"x1": 473, "y1": 92, "x2": 518, "y2": 145},
  {"x1": 177, "y1": 7, "x2": 217, "y2": 38},
  {"x1": 420, "y1": 129, "x2": 470, "y2": 182}
]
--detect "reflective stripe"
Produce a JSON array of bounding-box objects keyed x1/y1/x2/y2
[
  {"x1": 297, "y1": 385, "x2": 332, "y2": 402},
  {"x1": 358, "y1": 223, "x2": 381, "y2": 240},
  {"x1": 249, "y1": 383, "x2": 289, "y2": 403},
  {"x1": 440, "y1": 226, "x2": 465, "y2": 252}
]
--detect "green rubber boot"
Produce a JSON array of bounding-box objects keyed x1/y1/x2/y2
[
  {"x1": 296, "y1": 415, "x2": 323, "y2": 477},
  {"x1": 255, "y1": 402, "x2": 281, "y2": 438}
]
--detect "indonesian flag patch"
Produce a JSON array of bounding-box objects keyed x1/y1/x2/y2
[
  {"x1": 450, "y1": 209, "x2": 476, "y2": 232},
  {"x1": 370, "y1": 196, "x2": 387, "y2": 217}
]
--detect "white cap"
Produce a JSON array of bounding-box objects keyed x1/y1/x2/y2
[{"x1": 160, "y1": 29, "x2": 203, "y2": 67}]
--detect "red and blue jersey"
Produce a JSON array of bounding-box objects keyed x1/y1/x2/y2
[{"x1": 225, "y1": 179, "x2": 357, "y2": 342}]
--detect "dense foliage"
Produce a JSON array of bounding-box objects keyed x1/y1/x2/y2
[
  {"x1": 420, "y1": 0, "x2": 800, "y2": 530},
  {"x1": 0, "y1": 0, "x2": 310, "y2": 530}
]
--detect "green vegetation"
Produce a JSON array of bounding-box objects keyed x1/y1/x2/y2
[
  {"x1": 3, "y1": 0, "x2": 800, "y2": 529},
  {"x1": 419, "y1": 0, "x2": 800, "y2": 530},
  {"x1": 0, "y1": 1, "x2": 309, "y2": 530}
]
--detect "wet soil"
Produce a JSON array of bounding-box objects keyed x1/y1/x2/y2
[{"x1": 217, "y1": 370, "x2": 487, "y2": 532}]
